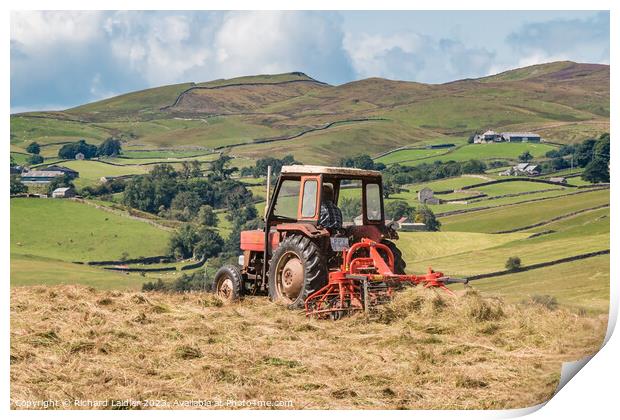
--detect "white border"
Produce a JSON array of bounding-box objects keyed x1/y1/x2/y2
[{"x1": 3, "y1": 1, "x2": 616, "y2": 419}]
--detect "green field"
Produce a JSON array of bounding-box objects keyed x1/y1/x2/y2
[
  {"x1": 58, "y1": 160, "x2": 150, "y2": 187},
  {"x1": 440, "y1": 188, "x2": 609, "y2": 233},
  {"x1": 377, "y1": 142, "x2": 556, "y2": 166},
  {"x1": 10, "y1": 255, "x2": 153, "y2": 289},
  {"x1": 474, "y1": 254, "x2": 609, "y2": 314},
  {"x1": 11, "y1": 198, "x2": 170, "y2": 262}
]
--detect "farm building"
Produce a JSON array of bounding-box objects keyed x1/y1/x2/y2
[
  {"x1": 473, "y1": 130, "x2": 500, "y2": 143},
  {"x1": 75, "y1": 152, "x2": 85, "y2": 160},
  {"x1": 418, "y1": 187, "x2": 441, "y2": 205},
  {"x1": 44, "y1": 165, "x2": 79, "y2": 179},
  {"x1": 549, "y1": 177, "x2": 567, "y2": 184},
  {"x1": 389, "y1": 216, "x2": 428, "y2": 232},
  {"x1": 500, "y1": 163, "x2": 541, "y2": 177},
  {"x1": 501, "y1": 132, "x2": 541, "y2": 142},
  {"x1": 399, "y1": 222, "x2": 428, "y2": 232},
  {"x1": 20, "y1": 170, "x2": 66, "y2": 184},
  {"x1": 52, "y1": 187, "x2": 76, "y2": 198}
]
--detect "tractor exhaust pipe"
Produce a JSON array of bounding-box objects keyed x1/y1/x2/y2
[{"x1": 264, "y1": 165, "x2": 272, "y2": 221}]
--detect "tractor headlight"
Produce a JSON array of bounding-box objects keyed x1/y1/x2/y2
[{"x1": 238, "y1": 254, "x2": 244, "y2": 266}]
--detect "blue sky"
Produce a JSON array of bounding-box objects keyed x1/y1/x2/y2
[{"x1": 10, "y1": 10, "x2": 609, "y2": 112}]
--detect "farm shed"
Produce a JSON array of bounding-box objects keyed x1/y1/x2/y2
[
  {"x1": 549, "y1": 177, "x2": 567, "y2": 184},
  {"x1": 75, "y1": 152, "x2": 85, "y2": 160},
  {"x1": 20, "y1": 170, "x2": 65, "y2": 184},
  {"x1": 501, "y1": 132, "x2": 541, "y2": 142},
  {"x1": 399, "y1": 222, "x2": 427, "y2": 232},
  {"x1": 52, "y1": 187, "x2": 76, "y2": 198}
]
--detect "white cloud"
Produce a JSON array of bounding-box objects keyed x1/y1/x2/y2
[
  {"x1": 344, "y1": 32, "x2": 495, "y2": 83},
  {"x1": 11, "y1": 11, "x2": 103, "y2": 50},
  {"x1": 103, "y1": 12, "x2": 212, "y2": 86},
  {"x1": 212, "y1": 11, "x2": 354, "y2": 83},
  {"x1": 506, "y1": 12, "x2": 609, "y2": 66}
]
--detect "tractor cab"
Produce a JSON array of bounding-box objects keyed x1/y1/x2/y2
[
  {"x1": 213, "y1": 165, "x2": 402, "y2": 307},
  {"x1": 266, "y1": 165, "x2": 389, "y2": 240}
]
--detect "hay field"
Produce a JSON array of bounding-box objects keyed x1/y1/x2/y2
[{"x1": 10, "y1": 285, "x2": 606, "y2": 410}]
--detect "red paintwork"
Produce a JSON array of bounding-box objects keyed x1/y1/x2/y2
[
  {"x1": 305, "y1": 238, "x2": 455, "y2": 318},
  {"x1": 240, "y1": 230, "x2": 280, "y2": 252},
  {"x1": 276, "y1": 222, "x2": 329, "y2": 238}
]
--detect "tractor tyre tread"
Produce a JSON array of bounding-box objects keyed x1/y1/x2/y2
[
  {"x1": 381, "y1": 239, "x2": 407, "y2": 274},
  {"x1": 212, "y1": 264, "x2": 243, "y2": 302},
  {"x1": 268, "y1": 235, "x2": 327, "y2": 309}
]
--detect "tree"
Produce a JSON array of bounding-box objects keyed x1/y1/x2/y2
[
  {"x1": 58, "y1": 139, "x2": 98, "y2": 159},
  {"x1": 339, "y1": 154, "x2": 376, "y2": 170},
  {"x1": 550, "y1": 157, "x2": 570, "y2": 171},
  {"x1": 574, "y1": 138, "x2": 597, "y2": 167},
  {"x1": 414, "y1": 205, "x2": 441, "y2": 231},
  {"x1": 505, "y1": 256, "x2": 522, "y2": 272},
  {"x1": 97, "y1": 138, "x2": 122, "y2": 157},
  {"x1": 180, "y1": 161, "x2": 202, "y2": 179},
  {"x1": 195, "y1": 205, "x2": 218, "y2": 227},
  {"x1": 169, "y1": 191, "x2": 203, "y2": 221},
  {"x1": 27, "y1": 154, "x2": 44, "y2": 165},
  {"x1": 582, "y1": 157, "x2": 609, "y2": 183},
  {"x1": 10, "y1": 176, "x2": 28, "y2": 195},
  {"x1": 211, "y1": 155, "x2": 237, "y2": 180},
  {"x1": 385, "y1": 200, "x2": 415, "y2": 221},
  {"x1": 193, "y1": 229, "x2": 224, "y2": 260},
  {"x1": 26, "y1": 142, "x2": 40, "y2": 154},
  {"x1": 460, "y1": 159, "x2": 487, "y2": 174},
  {"x1": 382, "y1": 178, "x2": 400, "y2": 198},
  {"x1": 168, "y1": 224, "x2": 224, "y2": 260},
  {"x1": 168, "y1": 224, "x2": 200, "y2": 260},
  {"x1": 518, "y1": 151, "x2": 533, "y2": 162},
  {"x1": 581, "y1": 133, "x2": 610, "y2": 183}
]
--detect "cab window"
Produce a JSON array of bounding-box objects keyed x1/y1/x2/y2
[
  {"x1": 365, "y1": 183, "x2": 382, "y2": 221},
  {"x1": 301, "y1": 179, "x2": 318, "y2": 218},
  {"x1": 273, "y1": 180, "x2": 300, "y2": 219}
]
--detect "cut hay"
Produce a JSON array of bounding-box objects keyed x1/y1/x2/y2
[{"x1": 10, "y1": 285, "x2": 606, "y2": 410}]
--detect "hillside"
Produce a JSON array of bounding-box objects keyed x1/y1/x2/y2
[{"x1": 10, "y1": 62, "x2": 609, "y2": 165}]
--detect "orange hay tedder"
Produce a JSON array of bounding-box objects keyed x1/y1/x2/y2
[{"x1": 214, "y1": 165, "x2": 467, "y2": 319}]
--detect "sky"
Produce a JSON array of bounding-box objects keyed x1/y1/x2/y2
[{"x1": 10, "y1": 10, "x2": 610, "y2": 112}]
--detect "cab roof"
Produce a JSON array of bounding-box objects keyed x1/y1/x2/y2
[{"x1": 280, "y1": 165, "x2": 382, "y2": 178}]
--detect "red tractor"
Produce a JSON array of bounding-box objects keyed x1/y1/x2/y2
[{"x1": 213, "y1": 165, "x2": 464, "y2": 318}]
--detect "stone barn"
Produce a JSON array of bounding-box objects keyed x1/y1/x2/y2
[{"x1": 52, "y1": 187, "x2": 76, "y2": 198}]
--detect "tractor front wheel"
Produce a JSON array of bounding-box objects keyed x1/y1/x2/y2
[
  {"x1": 212, "y1": 264, "x2": 243, "y2": 303},
  {"x1": 268, "y1": 235, "x2": 327, "y2": 309}
]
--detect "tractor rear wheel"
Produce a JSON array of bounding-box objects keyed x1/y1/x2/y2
[
  {"x1": 381, "y1": 240, "x2": 407, "y2": 274},
  {"x1": 268, "y1": 235, "x2": 327, "y2": 309},
  {"x1": 212, "y1": 264, "x2": 243, "y2": 303}
]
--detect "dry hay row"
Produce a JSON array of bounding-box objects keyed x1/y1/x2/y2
[{"x1": 10, "y1": 285, "x2": 606, "y2": 410}]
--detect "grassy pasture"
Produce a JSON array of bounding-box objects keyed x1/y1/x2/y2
[
  {"x1": 473, "y1": 254, "x2": 609, "y2": 314},
  {"x1": 58, "y1": 160, "x2": 150, "y2": 187},
  {"x1": 10, "y1": 116, "x2": 110, "y2": 146},
  {"x1": 378, "y1": 142, "x2": 556, "y2": 166},
  {"x1": 10, "y1": 255, "x2": 150, "y2": 289},
  {"x1": 395, "y1": 232, "x2": 528, "y2": 265},
  {"x1": 120, "y1": 150, "x2": 215, "y2": 159},
  {"x1": 439, "y1": 188, "x2": 609, "y2": 233},
  {"x1": 474, "y1": 182, "x2": 561, "y2": 196},
  {"x1": 10, "y1": 198, "x2": 170, "y2": 263}
]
